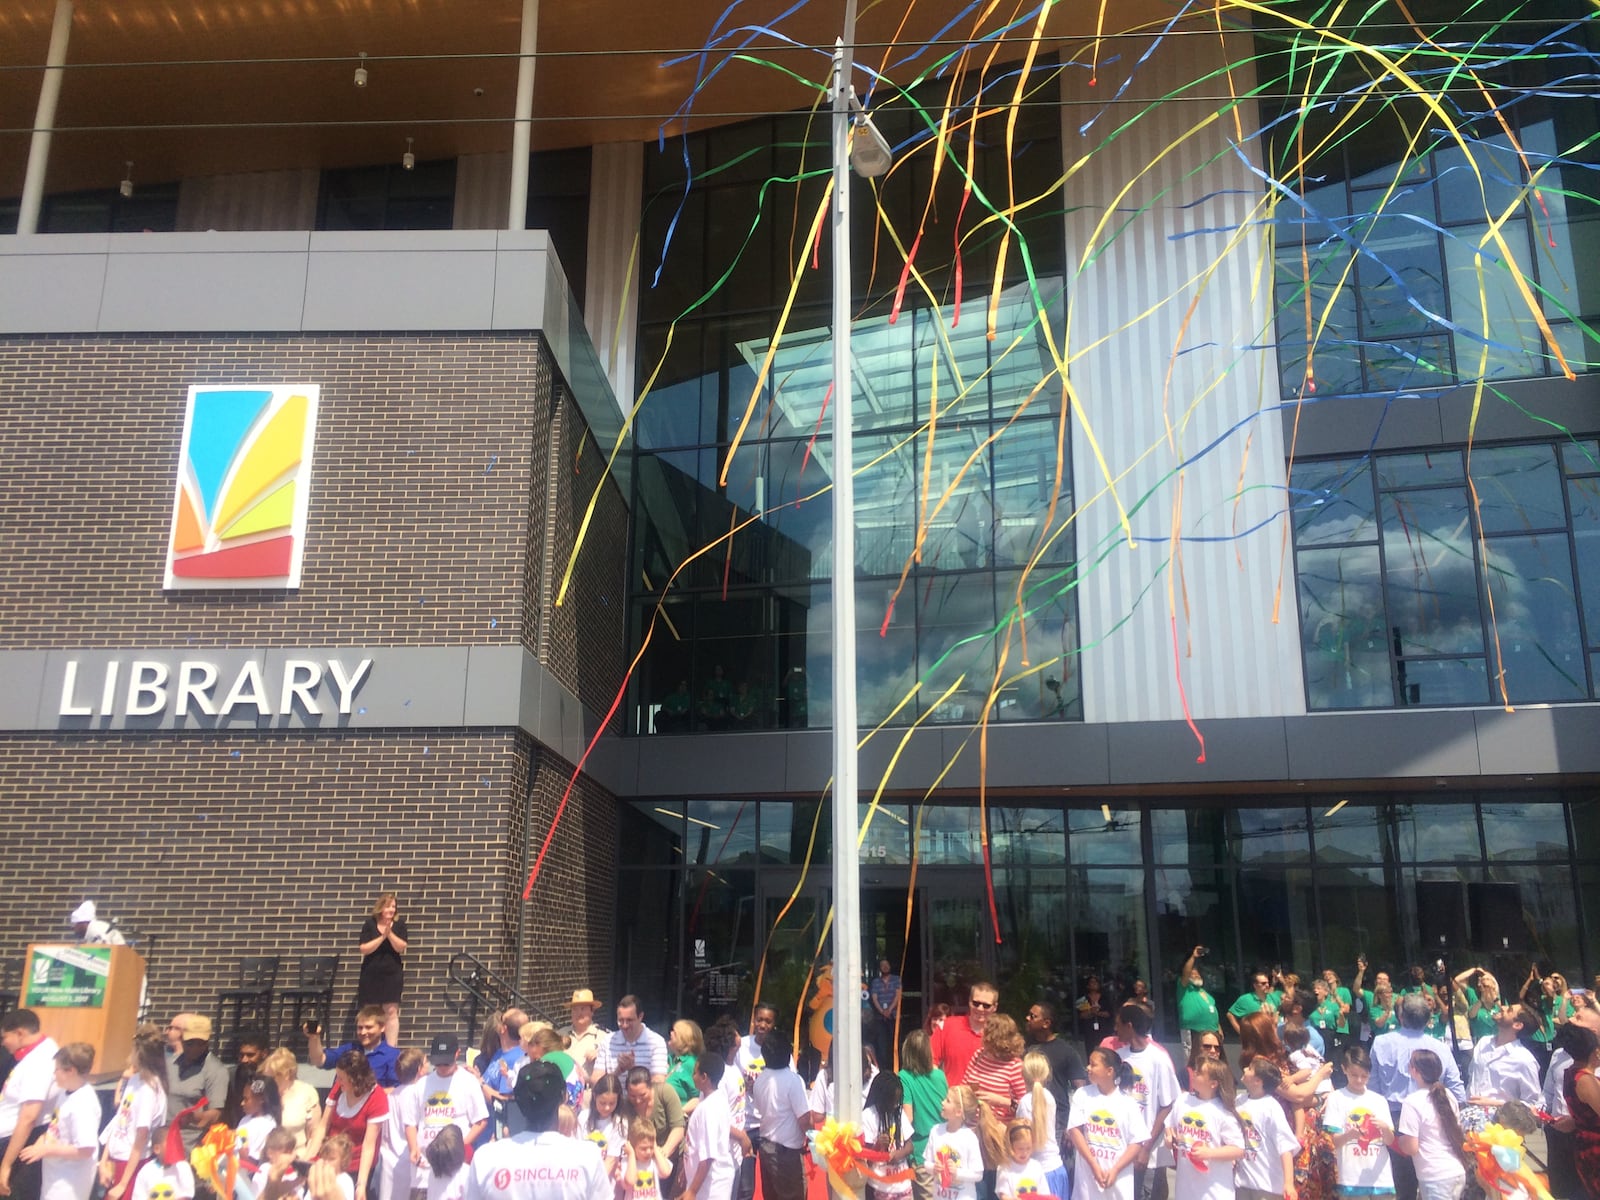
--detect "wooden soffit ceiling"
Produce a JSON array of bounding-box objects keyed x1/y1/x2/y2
[{"x1": 0, "y1": 0, "x2": 1180, "y2": 197}]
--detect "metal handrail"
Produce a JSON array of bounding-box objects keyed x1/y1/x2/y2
[{"x1": 445, "y1": 951, "x2": 555, "y2": 1044}]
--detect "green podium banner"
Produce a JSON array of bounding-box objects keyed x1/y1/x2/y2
[{"x1": 23, "y1": 944, "x2": 111, "y2": 1008}]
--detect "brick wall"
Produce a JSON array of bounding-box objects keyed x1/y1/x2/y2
[
  {"x1": 0, "y1": 730, "x2": 618, "y2": 1048},
  {"x1": 0, "y1": 333, "x2": 547, "y2": 649}
]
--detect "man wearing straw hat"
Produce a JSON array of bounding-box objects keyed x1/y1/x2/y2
[{"x1": 563, "y1": 989, "x2": 609, "y2": 1083}]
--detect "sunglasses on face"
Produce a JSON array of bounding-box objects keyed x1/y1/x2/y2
[{"x1": 969, "y1": 999, "x2": 995, "y2": 1010}]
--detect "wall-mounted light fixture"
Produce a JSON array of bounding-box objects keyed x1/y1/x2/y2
[
  {"x1": 119, "y1": 162, "x2": 133, "y2": 198},
  {"x1": 354, "y1": 51, "x2": 369, "y2": 88},
  {"x1": 402, "y1": 137, "x2": 415, "y2": 171}
]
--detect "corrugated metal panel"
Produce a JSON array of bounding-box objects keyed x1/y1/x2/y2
[
  {"x1": 584, "y1": 142, "x2": 643, "y2": 412},
  {"x1": 1063, "y1": 33, "x2": 1307, "y2": 725},
  {"x1": 454, "y1": 152, "x2": 511, "y2": 230},
  {"x1": 175, "y1": 169, "x2": 318, "y2": 231}
]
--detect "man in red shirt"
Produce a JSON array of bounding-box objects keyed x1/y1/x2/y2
[{"x1": 930, "y1": 980, "x2": 996, "y2": 1086}]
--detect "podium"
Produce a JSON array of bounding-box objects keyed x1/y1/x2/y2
[{"x1": 20, "y1": 943, "x2": 145, "y2": 1083}]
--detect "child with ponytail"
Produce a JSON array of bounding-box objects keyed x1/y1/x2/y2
[
  {"x1": 1067, "y1": 1048, "x2": 1148, "y2": 1200},
  {"x1": 1395, "y1": 1049, "x2": 1468, "y2": 1200}
]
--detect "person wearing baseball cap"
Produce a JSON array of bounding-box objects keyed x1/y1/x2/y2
[
  {"x1": 467, "y1": 1062, "x2": 612, "y2": 1200},
  {"x1": 402, "y1": 1033, "x2": 488, "y2": 1192},
  {"x1": 562, "y1": 989, "x2": 609, "y2": 1084},
  {"x1": 165, "y1": 1014, "x2": 228, "y2": 1152}
]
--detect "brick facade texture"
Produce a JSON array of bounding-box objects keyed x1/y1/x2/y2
[{"x1": 0, "y1": 332, "x2": 627, "y2": 1045}]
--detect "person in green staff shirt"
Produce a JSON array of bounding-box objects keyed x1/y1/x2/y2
[
  {"x1": 1176, "y1": 945, "x2": 1221, "y2": 1054},
  {"x1": 1453, "y1": 966, "x2": 1504, "y2": 1043},
  {"x1": 1226, "y1": 971, "x2": 1279, "y2": 1036}
]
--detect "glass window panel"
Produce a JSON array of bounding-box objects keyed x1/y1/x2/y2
[
  {"x1": 1152, "y1": 867, "x2": 1238, "y2": 1036},
  {"x1": 856, "y1": 578, "x2": 919, "y2": 726},
  {"x1": 991, "y1": 568, "x2": 1082, "y2": 722},
  {"x1": 1573, "y1": 797, "x2": 1600, "y2": 861},
  {"x1": 635, "y1": 325, "x2": 716, "y2": 449},
  {"x1": 1563, "y1": 441, "x2": 1600, "y2": 476},
  {"x1": 1314, "y1": 865, "x2": 1400, "y2": 972},
  {"x1": 759, "y1": 438, "x2": 833, "y2": 583},
  {"x1": 1550, "y1": 322, "x2": 1596, "y2": 378},
  {"x1": 1569, "y1": 476, "x2": 1600, "y2": 650},
  {"x1": 1151, "y1": 808, "x2": 1226, "y2": 867},
  {"x1": 1393, "y1": 801, "x2": 1480, "y2": 861},
  {"x1": 641, "y1": 188, "x2": 707, "y2": 326},
  {"x1": 1068, "y1": 806, "x2": 1141, "y2": 865},
  {"x1": 918, "y1": 571, "x2": 997, "y2": 725},
  {"x1": 620, "y1": 800, "x2": 685, "y2": 867},
  {"x1": 1230, "y1": 807, "x2": 1311, "y2": 864},
  {"x1": 633, "y1": 448, "x2": 721, "y2": 590},
  {"x1": 1481, "y1": 533, "x2": 1587, "y2": 702},
  {"x1": 1353, "y1": 218, "x2": 1446, "y2": 340},
  {"x1": 1479, "y1": 798, "x2": 1569, "y2": 861},
  {"x1": 1541, "y1": 215, "x2": 1600, "y2": 328},
  {"x1": 989, "y1": 808, "x2": 1067, "y2": 866},
  {"x1": 633, "y1": 597, "x2": 694, "y2": 735},
  {"x1": 993, "y1": 419, "x2": 1072, "y2": 566},
  {"x1": 847, "y1": 310, "x2": 921, "y2": 432},
  {"x1": 615, "y1": 869, "x2": 681, "y2": 1022},
  {"x1": 1298, "y1": 544, "x2": 1393, "y2": 708},
  {"x1": 685, "y1": 800, "x2": 761, "y2": 866},
  {"x1": 855, "y1": 434, "x2": 919, "y2": 577},
  {"x1": 1444, "y1": 220, "x2": 1547, "y2": 381},
  {"x1": 702, "y1": 182, "x2": 774, "y2": 317},
  {"x1": 1396, "y1": 657, "x2": 1489, "y2": 707},
  {"x1": 1293, "y1": 458, "x2": 1379, "y2": 546},
  {"x1": 1313, "y1": 803, "x2": 1388, "y2": 866},
  {"x1": 1364, "y1": 334, "x2": 1452, "y2": 392},
  {"x1": 1484, "y1": 864, "x2": 1581, "y2": 975},
  {"x1": 1377, "y1": 451, "x2": 1466, "y2": 490},
  {"x1": 1070, "y1": 868, "x2": 1151, "y2": 1039},
  {"x1": 990, "y1": 279, "x2": 1066, "y2": 420},
  {"x1": 775, "y1": 583, "x2": 829, "y2": 729},
  {"x1": 1579, "y1": 868, "x2": 1600, "y2": 985},
  {"x1": 1382, "y1": 488, "x2": 1485, "y2": 657},
  {"x1": 1473, "y1": 444, "x2": 1567, "y2": 532},
  {"x1": 1275, "y1": 244, "x2": 1363, "y2": 399},
  {"x1": 859, "y1": 803, "x2": 911, "y2": 866},
  {"x1": 684, "y1": 869, "x2": 756, "y2": 1025},
  {"x1": 760, "y1": 889, "x2": 824, "y2": 1024},
  {"x1": 1436, "y1": 131, "x2": 1533, "y2": 227},
  {"x1": 920, "y1": 432, "x2": 994, "y2": 571},
  {"x1": 927, "y1": 890, "x2": 996, "y2": 1011},
  {"x1": 693, "y1": 594, "x2": 780, "y2": 730},
  {"x1": 1236, "y1": 868, "x2": 1319, "y2": 983},
  {"x1": 1397, "y1": 865, "x2": 1480, "y2": 963},
  {"x1": 760, "y1": 801, "x2": 829, "y2": 865},
  {"x1": 918, "y1": 805, "x2": 983, "y2": 866},
  {"x1": 994, "y1": 869, "x2": 1071, "y2": 1012}
]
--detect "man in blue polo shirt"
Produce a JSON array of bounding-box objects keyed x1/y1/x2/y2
[{"x1": 304, "y1": 1005, "x2": 399, "y2": 1088}]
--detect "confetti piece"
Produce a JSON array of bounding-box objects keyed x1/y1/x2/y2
[{"x1": 485, "y1": 455, "x2": 499, "y2": 473}]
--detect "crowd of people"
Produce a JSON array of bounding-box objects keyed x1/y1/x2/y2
[{"x1": 4, "y1": 907, "x2": 1599, "y2": 1200}]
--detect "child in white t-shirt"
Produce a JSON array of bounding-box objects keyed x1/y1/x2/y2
[
  {"x1": 1067, "y1": 1048, "x2": 1150, "y2": 1200},
  {"x1": 1235, "y1": 1059, "x2": 1298, "y2": 1200},
  {"x1": 1165, "y1": 1060, "x2": 1246, "y2": 1200},
  {"x1": 130, "y1": 1158, "x2": 197, "y2": 1200},
  {"x1": 994, "y1": 1121, "x2": 1050, "y2": 1200},
  {"x1": 21, "y1": 1043, "x2": 100, "y2": 1200},
  {"x1": 1322, "y1": 1049, "x2": 1395, "y2": 1197},
  {"x1": 100, "y1": 1033, "x2": 169, "y2": 1198},
  {"x1": 424, "y1": 1126, "x2": 469, "y2": 1200},
  {"x1": 380, "y1": 1047, "x2": 427, "y2": 1200},
  {"x1": 1018, "y1": 1053, "x2": 1067, "y2": 1199},
  {"x1": 235, "y1": 1076, "x2": 282, "y2": 1171},
  {"x1": 860, "y1": 1072, "x2": 914, "y2": 1200},
  {"x1": 924, "y1": 1086, "x2": 984, "y2": 1200},
  {"x1": 624, "y1": 1124, "x2": 666, "y2": 1200}
]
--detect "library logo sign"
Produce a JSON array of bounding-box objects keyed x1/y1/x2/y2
[{"x1": 165, "y1": 384, "x2": 319, "y2": 589}]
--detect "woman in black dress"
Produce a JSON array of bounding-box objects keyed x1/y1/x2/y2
[{"x1": 358, "y1": 892, "x2": 408, "y2": 1045}]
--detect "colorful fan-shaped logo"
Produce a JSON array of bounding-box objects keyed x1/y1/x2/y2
[{"x1": 164, "y1": 384, "x2": 320, "y2": 589}]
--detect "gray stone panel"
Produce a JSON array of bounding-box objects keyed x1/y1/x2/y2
[
  {"x1": 1437, "y1": 378, "x2": 1600, "y2": 442},
  {"x1": 0, "y1": 238, "x2": 108, "y2": 332},
  {"x1": 586, "y1": 736, "x2": 640, "y2": 797},
  {"x1": 463, "y1": 645, "x2": 525, "y2": 727},
  {"x1": 99, "y1": 249, "x2": 310, "y2": 332},
  {"x1": 302, "y1": 249, "x2": 497, "y2": 330},
  {"x1": 1474, "y1": 705, "x2": 1600, "y2": 775},
  {"x1": 490, "y1": 245, "x2": 553, "y2": 331},
  {"x1": 1284, "y1": 393, "x2": 1443, "y2": 458},
  {"x1": 0, "y1": 652, "x2": 51, "y2": 727},
  {"x1": 1107, "y1": 718, "x2": 1289, "y2": 785},
  {"x1": 783, "y1": 730, "x2": 834, "y2": 793},
  {"x1": 980, "y1": 722, "x2": 1112, "y2": 787},
  {"x1": 858, "y1": 725, "x2": 946, "y2": 793},
  {"x1": 1285, "y1": 710, "x2": 1482, "y2": 779}
]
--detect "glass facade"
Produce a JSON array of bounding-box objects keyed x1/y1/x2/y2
[
  {"x1": 1265, "y1": 7, "x2": 1600, "y2": 396},
  {"x1": 628, "y1": 65, "x2": 1080, "y2": 735},
  {"x1": 1293, "y1": 438, "x2": 1600, "y2": 707},
  {"x1": 615, "y1": 790, "x2": 1598, "y2": 1040}
]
